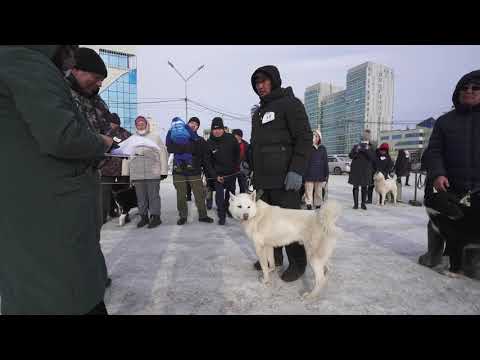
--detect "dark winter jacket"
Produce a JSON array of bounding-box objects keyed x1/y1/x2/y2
[
  {"x1": 166, "y1": 134, "x2": 215, "y2": 178},
  {"x1": 0, "y1": 45, "x2": 108, "y2": 314},
  {"x1": 348, "y1": 143, "x2": 376, "y2": 186},
  {"x1": 101, "y1": 126, "x2": 131, "y2": 177},
  {"x1": 425, "y1": 70, "x2": 480, "y2": 195},
  {"x1": 207, "y1": 132, "x2": 240, "y2": 177},
  {"x1": 250, "y1": 65, "x2": 313, "y2": 189},
  {"x1": 375, "y1": 150, "x2": 394, "y2": 178},
  {"x1": 394, "y1": 150, "x2": 410, "y2": 178},
  {"x1": 304, "y1": 144, "x2": 329, "y2": 182}
]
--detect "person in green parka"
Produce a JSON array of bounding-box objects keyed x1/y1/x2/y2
[{"x1": 0, "y1": 45, "x2": 114, "y2": 315}]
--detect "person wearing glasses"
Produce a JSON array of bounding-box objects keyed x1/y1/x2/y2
[{"x1": 425, "y1": 70, "x2": 480, "y2": 275}]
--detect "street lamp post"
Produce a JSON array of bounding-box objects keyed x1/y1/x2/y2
[{"x1": 168, "y1": 61, "x2": 205, "y2": 121}]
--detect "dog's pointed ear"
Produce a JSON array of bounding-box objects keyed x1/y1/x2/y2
[
  {"x1": 250, "y1": 190, "x2": 256, "y2": 202},
  {"x1": 230, "y1": 192, "x2": 236, "y2": 201}
]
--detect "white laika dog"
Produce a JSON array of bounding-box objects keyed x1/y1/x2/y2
[
  {"x1": 373, "y1": 172, "x2": 398, "y2": 206},
  {"x1": 229, "y1": 191, "x2": 341, "y2": 299}
]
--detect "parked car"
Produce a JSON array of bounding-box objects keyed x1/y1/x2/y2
[{"x1": 328, "y1": 155, "x2": 351, "y2": 175}]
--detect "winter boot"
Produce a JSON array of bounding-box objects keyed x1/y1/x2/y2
[
  {"x1": 137, "y1": 214, "x2": 149, "y2": 228},
  {"x1": 281, "y1": 260, "x2": 306, "y2": 282},
  {"x1": 281, "y1": 243, "x2": 306, "y2": 282},
  {"x1": 177, "y1": 217, "x2": 187, "y2": 226},
  {"x1": 199, "y1": 216, "x2": 214, "y2": 223},
  {"x1": 361, "y1": 187, "x2": 367, "y2": 210},
  {"x1": 306, "y1": 204, "x2": 313, "y2": 210},
  {"x1": 148, "y1": 215, "x2": 162, "y2": 228},
  {"x1": 353, "y1": 187, "x2": 359, "y2": 209},
  {"x1": 418, "y1": 221, "x2": 445, "y2": 268},
  {"x1": 218, "y1": 217, "x2": 226, "y2": 225}
]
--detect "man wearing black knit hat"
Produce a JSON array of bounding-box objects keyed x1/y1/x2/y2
[
  {"x1": 250, "y1": 65, "x2": 313, "y2": 282},
  {"x1": 66, "y1": 47, "x2": 111, "y2": 135},
  {"x1": 65, "y1": 47, "x2": 114, "y2": 288},
  {"x1": 207, "y1": 117, "x2": 240, "y2": 225}
]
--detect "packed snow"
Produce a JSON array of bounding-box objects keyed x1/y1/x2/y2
[{"x1": 99, "y1": 175, "x2": 480, "y2": 315}]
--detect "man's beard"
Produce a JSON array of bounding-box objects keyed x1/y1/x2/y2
[{"x1": 137, "y1": 129, "x2": 148, "y2": 136}]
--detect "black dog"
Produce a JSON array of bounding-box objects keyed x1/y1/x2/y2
[
  {"x1": 425, "y1": 191, "x2": 479, "y2": 273},
  {"x1": 112, "y1": 185, "x2": 138, "y2": 225}
]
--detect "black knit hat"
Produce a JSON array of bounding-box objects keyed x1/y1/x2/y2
[
  {"x1": 74, "y1": 47, "x2": 108, "y2": 78},
  {"x1": 232, "y1": 129, "x2": 243, "y2": 138},
  {"x1": 211, "y1": 117, "x2": 224, "y2": 130},
  {"x1": 109, "y1": 113, "x2": 121, "y2": 125},
  {"x1": 188, "y1": 117, "x2": 200, "y2": 126}
]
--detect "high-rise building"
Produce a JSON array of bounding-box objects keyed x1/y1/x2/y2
[
  {"x1": 320, "y1": 90, "x2": 347, "y2": 154},
  {"x1": 304, "y1": 83, "x2": 343, "y2": 130},
  {"x1": 344, "y1": 62, "x2": 394, "y2": 153},
  {"x1": 82, "y1": 45, "x2": 138, "y2": 132}
]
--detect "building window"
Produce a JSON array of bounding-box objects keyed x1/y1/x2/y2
[{"x1": 392, "y1": 134, "x2": 402, "y2": 140}]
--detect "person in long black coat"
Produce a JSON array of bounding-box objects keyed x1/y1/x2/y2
[
  {"x1": 348, "y1": 140, "x2": 376, "y2": 210},
  {"x1": 394, "y1": 149, "x2": 410, "y2": 202}
]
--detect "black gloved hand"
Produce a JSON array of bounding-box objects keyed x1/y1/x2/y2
[{"x1": 160, "y1": 175, "x2": 168, "y2": 181}]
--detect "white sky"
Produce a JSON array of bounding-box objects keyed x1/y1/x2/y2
[{"x1": 136, "y1": 45, "x2": 480, "y2": 140}]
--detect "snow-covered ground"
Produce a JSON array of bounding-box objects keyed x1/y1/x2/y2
[{"x1": 99, "y1": 175, "x2": 480, "y2": 315}]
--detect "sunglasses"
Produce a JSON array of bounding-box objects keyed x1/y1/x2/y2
[{"x1": 460, "y1": 84, "x2": 480, "y2": 92}]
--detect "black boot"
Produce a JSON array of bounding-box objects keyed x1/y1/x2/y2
[
  {"x1": 281, "y1": 243, "x2": 306, "y2": 282},
  {"x1": 254, "y1": 247, "x2": 283, "y2": 270},
  {"x1": 306, "y1": 204, "x2": 313, "y2": 210},
  {"x1": 137, "y1": 214, "x2": 149, "y2": 228},
  {"x1": 353, "y1": 187, "x2": 359, "y2": 209},
  {"x1": 148, "y1": 215, "x2": 162, "y2": 228},
  {"x1": 177, "y1": 217, "x2": 187, "y2": 225},
  {"x1": 199, "y1": 216, "x2": 214, "y2": 223},
  {"x1": 361, "y1": 187, "x2": 367, "y2": 210},
  {"x1": 218, "y1": 217, "x2": 226, "y2": 225},
  {"x1": 418, "y1": 221, "x2": 445, "y2": 268}
]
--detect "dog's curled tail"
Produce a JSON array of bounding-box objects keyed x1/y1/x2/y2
[{"x1": 317, "y1": 200, "x2": 342, "y2": 237}]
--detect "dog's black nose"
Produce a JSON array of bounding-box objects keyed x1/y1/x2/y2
[{"x1": 243, "y1": 214, "x2": 249, "y2": 220}]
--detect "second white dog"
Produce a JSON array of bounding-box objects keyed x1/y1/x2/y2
[
  {"x1": 373, "y1": 172, "x2": 398, "y2": 206},
  {"x1": 229, "y1": 191, "x2": 341, "y2": 299}
]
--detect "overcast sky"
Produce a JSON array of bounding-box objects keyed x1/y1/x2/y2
[{"x1": 136, "y1": 45, "x2": 480, "y2": 140}]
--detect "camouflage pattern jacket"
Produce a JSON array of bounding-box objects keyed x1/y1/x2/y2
[{"x1": 65, "y1": 72, "x2": 111, "y2": 135}]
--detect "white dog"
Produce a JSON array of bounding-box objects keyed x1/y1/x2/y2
[
  {"x1": 229, "y1": 191, "x2": 341, "y2": 299},
  {"x1": 373, "y1": 172, "x2": 398, "y2": 206}
]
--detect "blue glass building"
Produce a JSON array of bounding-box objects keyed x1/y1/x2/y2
[
  {"x1": 97, "y1": 48, "x2": 137, "y2": 133},
  {"x1": 321, "y1": 91, "x2": 347, "y2": 155}
]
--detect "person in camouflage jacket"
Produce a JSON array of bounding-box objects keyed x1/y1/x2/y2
[{"x1": 65, "y1": 47, "x2": 114, "y2": 287}]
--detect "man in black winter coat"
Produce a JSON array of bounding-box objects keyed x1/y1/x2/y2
[
  {"x1": 424, "y1": 70, "x2": 480, "y2": 273},
  {"x1": 208, "y1": 117, "x2": 240, "y2": 225},
  {"x1": 250, "y1": 65, "x2": 313, "y2": 282}
]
